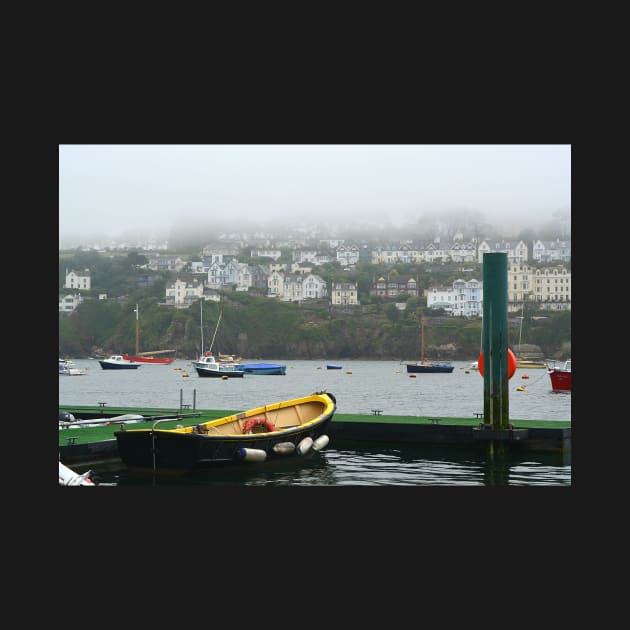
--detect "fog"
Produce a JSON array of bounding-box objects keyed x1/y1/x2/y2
[{"x1": 59, "y1": 144, "x2": 571, "y2": 246}]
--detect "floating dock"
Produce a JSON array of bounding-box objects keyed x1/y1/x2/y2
[{"x1": 58, "y1": 405, "x2": 570, "y2": 465}]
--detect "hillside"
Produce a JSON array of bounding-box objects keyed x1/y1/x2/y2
[{"x1": 59, "y1": 293, "x2": 571, "y2": 361}]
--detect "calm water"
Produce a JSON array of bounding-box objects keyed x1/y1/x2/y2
[{"x1": 59, "y1": 358, "x2": 571, "y2": 486}]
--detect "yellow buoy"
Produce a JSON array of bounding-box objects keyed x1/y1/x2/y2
[{"x1": 516, "y1": 386, "x2": 526, "y2": 391}]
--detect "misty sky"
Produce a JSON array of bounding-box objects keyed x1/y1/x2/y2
[{"x1": 59, "y1": 144, "x2": 571, "y2": 243}]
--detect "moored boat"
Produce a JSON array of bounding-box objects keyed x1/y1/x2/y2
[
  {"x1": 114, "y1": 391, "x2": 336, "y2": 474},
  {"x1": 406, "y1": 361, "x2": 455, "y2": 374},
  {"x1": 192, "y1": 354, "x2": 245, "y2": 378},
  {"x1": 548, "y1": 359, "x2": 571, "y2": 391},
  {"x1": 98, "y1": 355, "x2": 142, "y2": 370},
  {"x1": 403, "y1": 318, "x2": 454, "y2": 374},
  {"x1": 239, "y1": 363, "x2": 287, "y2": 375},
  {"x1": 326, "y1": 364, "x2": 343, "y2": 370},
  {"x1": 123, "y1": 305, "x2": 176, "y2": 363},
  {"x1": 515, "y1": 359, "x2": 548, "y2": 369},
  {"x1": 59, "y1": 360, "x2": 86, "y2": 376},
  {"x1": 122, "y1": 354, "x2": 175, "y2": 364}
]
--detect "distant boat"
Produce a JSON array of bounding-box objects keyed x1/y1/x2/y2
[
  {"x1": 122, "y1": 304, "x2": 175, "y2": 364},
  {"x1": 240, "y1": 363, "x2": 287, "y2": 375},
  {"x1": 59, "y1": 359, "x2": 86, "y2": 376},
  {"x1": 98, "y1": 355, "x2": 142, "y2": 370},
  {"x1": 122, "y1": 353, "x2": 175, "y2": 364},
  {"x1": 193, "y1": 354, "x2": 245, "y2": 378},
  {"x1": 548, "y1": 359, "x2": 571, "y2": 391},
  {"x1": 404, "y1": 318, "x2": 454, "y2": 374},
  {"x1": 326, "y1": 364, "x2": 343, "y2": 370},
  {"x1": 192, "y1": 304, "x2": 240, "y2": 363},
  {"x1": 515, "y1": 359, "x2": 548, "y2": 369}
]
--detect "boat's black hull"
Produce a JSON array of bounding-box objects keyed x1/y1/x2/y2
[
  {"x1": 115, "y1": 415, "x2": 333, "y2": 474},
  {"x1": 194, "y1": 367, "x2": 245, "y2": 378},
  {"x1": 405, "y1": 363, "x2": 454, "y2": 373},
  {"x1": 99, "y1": 361, "x2": 140, "y2": 370}
]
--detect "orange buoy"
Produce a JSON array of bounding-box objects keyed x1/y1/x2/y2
[
  {"x1": 242, "y1": 416, "x2": 275, "y2": 434},
  {"x1": 478, "y1": 349, "x2": 517, "y2": 379}
]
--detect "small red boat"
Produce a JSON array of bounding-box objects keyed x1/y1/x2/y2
[
  {"x1": 124, "y1": 304, "x2": 176, "y2": 364},
  {"x1": 548, "y1": 360, "x2": 571, "y2": 391},
  {"x1": 122, "y1": 354, "x2": 175, "y2": 364}
]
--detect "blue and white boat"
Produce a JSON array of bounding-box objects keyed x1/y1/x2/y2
[
  {"x1": 192, "y1": 354, "x2": 245, "y2": 378},
  {"x1": 98, "y1": 355, "x2": 142, "y2": 370}
]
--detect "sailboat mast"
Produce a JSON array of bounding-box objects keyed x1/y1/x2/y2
[
  {"x1": 200, "y1": 301, "x2": 204, "y2": 356},
  {"x1": 421, "y1": 317, "x2": 425, "y2": 362},
  {"x1": 208, "y1": 309, "x2": 223, "y2": 354},
  {"x1": 134, "y1": 304, "x2": 139, "y2": 355}
]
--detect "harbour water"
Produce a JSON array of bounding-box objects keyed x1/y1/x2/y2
[{"x1": 59, "y1": 358, "x2": 571, "y2": 486}]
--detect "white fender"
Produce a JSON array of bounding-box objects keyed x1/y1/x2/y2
[
  {"x1": 296, "y1": 436, "x2": 313, "y2": 455},
  {"x1": 237, "y1": 448, "x2": 267, "y2": 462},
  {"x1": 312, "y1": 434, "x2": 329, "y2": 451},
  {"x1": 272, "y1": 442, "x2": 296, "y2": 455}
]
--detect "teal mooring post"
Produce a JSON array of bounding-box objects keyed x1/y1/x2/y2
[{"x1": 482, "y1": 253, "x2": 509, "y2": 429}]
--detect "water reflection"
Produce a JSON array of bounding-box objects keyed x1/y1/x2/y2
[{"x1": 87, "y1": 442, "x2": 570, "y2": 487}]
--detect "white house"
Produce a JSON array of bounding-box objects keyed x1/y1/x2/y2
[
  {"x1": 531, "y1": 238, "x2": 571, "y2": 264},
  {"x1": 206, "y1": 260, "x2": 252, "y2": 291},
  {"x1": 267, "y1": 271, "x2": 327, "y2": 301},
  {"x1": 336, "y1": 245, "x2": 360, "y2": 266},
  {"x1": 292, "y1": 249, "x2": 320, "y2": 265},
  {"x1": 59, "y1": 293, "x2": 84, "y2": 313},
  {"x1": 64, "y1": 268, "x2": 91, "y2": 291},
  {"x1": 165, "y1": 276, "x2": 206, "y2": 309},
  {"x1": 426, "y1": 279, "x2": 483, "y2": 317},
  {"x1": 302, "y1": 274, "x2": 328, "y2": 300},
  {"x1": 478, "y1": 240, "x2": 528, "y2": 264},
  {"x1": 146, "y1": 255, "x2": 186, "y2": 272}
]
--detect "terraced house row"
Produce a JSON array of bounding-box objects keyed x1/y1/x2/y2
[{"x1": 60, "y1": 256, "x2": 570, "y2": 316}]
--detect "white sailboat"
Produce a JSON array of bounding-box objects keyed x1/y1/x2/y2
[{"x1": 191, "y1": 304, "x2": 245, "y2": 378}]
